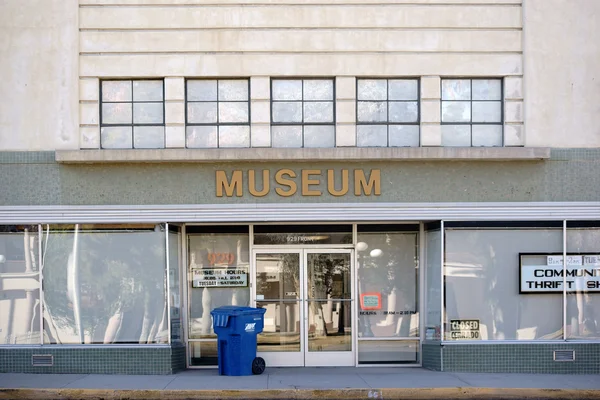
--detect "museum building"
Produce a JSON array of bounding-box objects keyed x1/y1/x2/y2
[{"x1": 1, "y1": 0, "x2": 600, "y2": 374}]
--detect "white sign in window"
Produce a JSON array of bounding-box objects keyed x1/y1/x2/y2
[
  {"x1": 520, "y1": 254, "x2": 600, "y2": 293},
  {"x1": 192, "y1": 268, "x2": 249, "y2": 288}
]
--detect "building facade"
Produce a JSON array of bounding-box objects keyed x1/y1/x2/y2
[{"x1": 1, "y1": 0, "x2": 600, "y2": 374}]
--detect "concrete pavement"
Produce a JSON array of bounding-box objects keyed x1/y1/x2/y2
[{"x1": 1, "y1": 367, "x2": 600, "y2": 399}]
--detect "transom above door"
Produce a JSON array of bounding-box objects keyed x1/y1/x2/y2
[{"x1": 253, "y1": 249, "x2": 354, "y2": 367}]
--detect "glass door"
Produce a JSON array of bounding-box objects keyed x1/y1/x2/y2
[
  {"x1": 254, "y1": 249, "x2": 354, "y2": 367},
  {"x1": 255, "y1": 251, "x2": 304, "y2": 366}
]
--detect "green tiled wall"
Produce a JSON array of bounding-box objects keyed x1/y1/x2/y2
[
  {"x1": 442, "y1": 343, "x2": 600, "y2": 374},
  {"x1": 422, "y1": 342, "x2": 442, "y2": 371},
  {"x1": 171, "y1": 344, "x2": 186, "y2": 372},
  {"x1": 0, "y1": 346, "x2": 182, "y2": 375}
]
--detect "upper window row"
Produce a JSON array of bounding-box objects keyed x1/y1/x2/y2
[{"x1": 99, "y1": 78, "x2": 504, "y2": 149}]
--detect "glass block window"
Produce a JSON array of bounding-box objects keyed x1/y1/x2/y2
[
  {"x1": 186, "y1": 79, "x2": 250, "y2": 148},
  {"x1": 356, "y1": 79, "x2": 420, "y2": 147},
  {"x1": 271, "y1": 79, "x2": 335, "y2": 148},
  {"x1": 100, "y1": 80, "x2": 165, "y2": 149},
  {"x1": 441, "y1": 79, "x2": 503, "y2": 147}
]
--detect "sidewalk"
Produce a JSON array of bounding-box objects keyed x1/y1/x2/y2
[{"x1": 1, "y1": 367, "x2": 600, "y2": 399}]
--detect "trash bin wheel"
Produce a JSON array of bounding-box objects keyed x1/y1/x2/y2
[{"x1": 252, "y1": 357, "x2": 266, "y2": 375}]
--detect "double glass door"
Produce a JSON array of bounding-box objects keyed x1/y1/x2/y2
[{"x1": 254, "y1": 249, "x2": 354, "y2": 366}]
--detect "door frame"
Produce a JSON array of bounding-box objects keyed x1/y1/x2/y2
[{"x1": 251, "y1": 248, "x2": 355, "y2": 367}]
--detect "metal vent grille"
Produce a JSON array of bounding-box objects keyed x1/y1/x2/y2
[
  {"x1": 32, "y1": 354, "x2": 53, "y2": 367},
  {"x1": 553, "y1": 350, "x2": 575, "y2": 362}
]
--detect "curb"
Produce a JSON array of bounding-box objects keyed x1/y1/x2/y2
[{"x1": 2, "y1": 388, "x2": 600, "y2": 400}]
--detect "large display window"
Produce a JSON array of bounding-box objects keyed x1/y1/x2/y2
[
  {"x1": 356, "y1": 225, "x2": 420, "y2": 364},
  {"x1": 444, "y1": 223, "x2": 563, "y2": 341},
  {"x1": 0, "y1": 225, "x2": 41, "y2": 345},
  {"x1": 41, "y1": 224, "x2": 168, "y2": 344},
  {"x1": 187, "y1": 226, "x2": 250, "y2": 366},
  {"x1": 566, "y1": 222, "x2": 600, "y2": 340}
]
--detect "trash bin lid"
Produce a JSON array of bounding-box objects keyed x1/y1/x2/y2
[
  {"x1": 211, "y1": 306, "x2": 266, "y2": 328},
  {"x1": 211, "y1": 306, "x2": 266, "y2": 316}
]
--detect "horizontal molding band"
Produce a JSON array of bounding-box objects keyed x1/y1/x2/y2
[
  {"x1": 55, "y1": 147, "x2": 549, "y2": 163},
  {"x1": 80, "y1": 5, "x2": 521, "y2": 30},
  {"x1": 80, "y1": 0, "x2": 522, "y2": 5},
  {"x1": 0, "y1": 202, "x2": 599, "y2": 224},
  {"x1": 79, "y1": 53, "x2": 523, "y2": 77}
]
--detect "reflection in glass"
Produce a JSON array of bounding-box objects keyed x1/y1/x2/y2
[
  {"x1": 133, "y1": 80, "x2": 163, "y2": 102},
  {"x1": 303, "y1": 102, "x2": 334, "y2": 123},
  {"x1": 306, "y1": 254, "x2": 352, "y2": 352},
  {"x1": 169, "y1": 229, "x2": 182, "y2": 343},
  {"x1": 357, "y1": 79, "x2": 387, "y2": 101},
  {"x1": 272, "y1": 126, "x2": 303, "y2": 148},
  {"x1": 388, "y1": 102, "x2": 418, "y2": 123},
  {"x1": 186, "y1": 126, "x2": 218, "y2": 148},
  {"x1": 187, "y1": 233, "x2": 249, "y2": 339},
  {"x1": 388, "y1": 80, "x2": 419, "y2": 101},
  {"x1": 472, "y1": 79, "x2": 502, "y2": 101},
  {"x1": 441, "y1": 125, "x2": 471, "y2": 147},
  {"x1": 472, "y1": 125, "x2": 502, "y2": 147},
  {"x1": 218, "y1": 80, "x2": 248, "y2": 101},
  {"x1": 256, "y1": 253, "x2": 300, "y2": 300},
  {"x1": 357, "y1": 232, "x2": 419, "y2": 338},
  {"x1": 189, "y1": 340, "x2": 218, "y2": 366},
  {"x1": 307, "y1": 300, "x2": 352, "y2": 352},
  {"x1": 441, "y1": 101, "x2": 471, "y2": 123},
  {"x1": 307, "y1": 253, "x2": 351, "y2": 300},
  {"x1": 566, "y1": 226, "x2": 600, "y2": 340},
  {"x1": 42, "y1": 225, "x2": 167, "y2": 344},
  {"x1": 357, "y1": 101, "x2": 387, "y2": 123},
  {"x1": 102, "y1": 103, "x2": 132, "y2": 124},
  {"x1": 472, "y1": 101, "x2": 502, "y2": 123},
  {"x1": 303, "y1": 80, "x2": 334, "y2": 101},
  {"x1": 425, "y1": 229, "x2": 442, "y2": 340},
  {"x1": 133, "y1": 103, "x2": 163, "y2": 124},
  {"x1": 187, "y1": 102, "x2": 218, "y2": 124},
  {"x1": 256, "y1": 301, "x2": 301, "y2": 352},
  {"x1": 389, "y1": 125, "x2": 419, "y2": 147},
  {"x1": 134, "y1": 126, "x2": 164, "y2": 149},
  {"x1": 358, "y1": 340, "x2": 419, "y2": 364},
  {"x1": 272, "y1": 80, "x2": 302, "y2": 101},
  {"x1": 272, "y1": 102, "x2": 302, "y2": 123},
  {"x1": 0, "y1": 226, "x2": 40, "y2": 345},
  {"x1": 218, "y1": 102, "x2": 249, "y2": 123},
  {"x1": 102, "y1": 81, "x2": 132, "y2": 102},
  {"x1": 219, "y1": 126, "x2": 250, "y2": 148},
  {"x1": 357, "y1": 125, "x2": 387, "y2": 147},
  {"x1": 187, "y1": 80, "x2": 218, "y2": 102},
  {"x1": 442, "y1": 79, "x2": 471, "y2": 100},
  {"x1": 444, "y1": 228, "x2": 563, "y2": 340},
  {"x1": 101, "y1": 127, "x2": 133, "y2": 149},
  {"x1": 304, "y1": 125, "x2": 335, "y2": 148}
]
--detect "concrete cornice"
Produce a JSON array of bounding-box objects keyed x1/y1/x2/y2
[{"x1": 55, "y1": 147, "x2": 551, "y2": 163}]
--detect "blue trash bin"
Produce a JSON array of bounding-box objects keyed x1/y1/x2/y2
[{"x1": 211, "y1": 306, "x2": 267, "y2": 376}]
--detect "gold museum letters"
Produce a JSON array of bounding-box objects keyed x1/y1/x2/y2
[{"x1": 216, "y1": 169, "x2": 381, "y2": 197}]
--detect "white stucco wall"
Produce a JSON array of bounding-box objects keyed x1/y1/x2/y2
[
  {"x1": 524, "y1": 0, "x2": 600, "y2": 147},
  {"x1": 0, "y1": 0, "x2": 79, "y2": 151}
]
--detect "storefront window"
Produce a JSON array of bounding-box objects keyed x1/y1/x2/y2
[
  {"x1": 357, "y1": 225, "x2": 419, "y2": 364},
  {"x1": 566, "y1": 222, "x2": 600, "y2": 340},
  {"x1": 41, "y1": 224, "x2": 168, "y2": 344},
  {"x1": 0, "y1": 225, "x2": 41, "y2": 345},
  {"x1": 444, "y1": 224, "x2": 563, "y2": 341},
  {"x1": 425, "y1": 224, "x2": 441, "y2": 340},
  {"x1": 187, "y1": 226, "x2": 249, "y2": 366}
]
